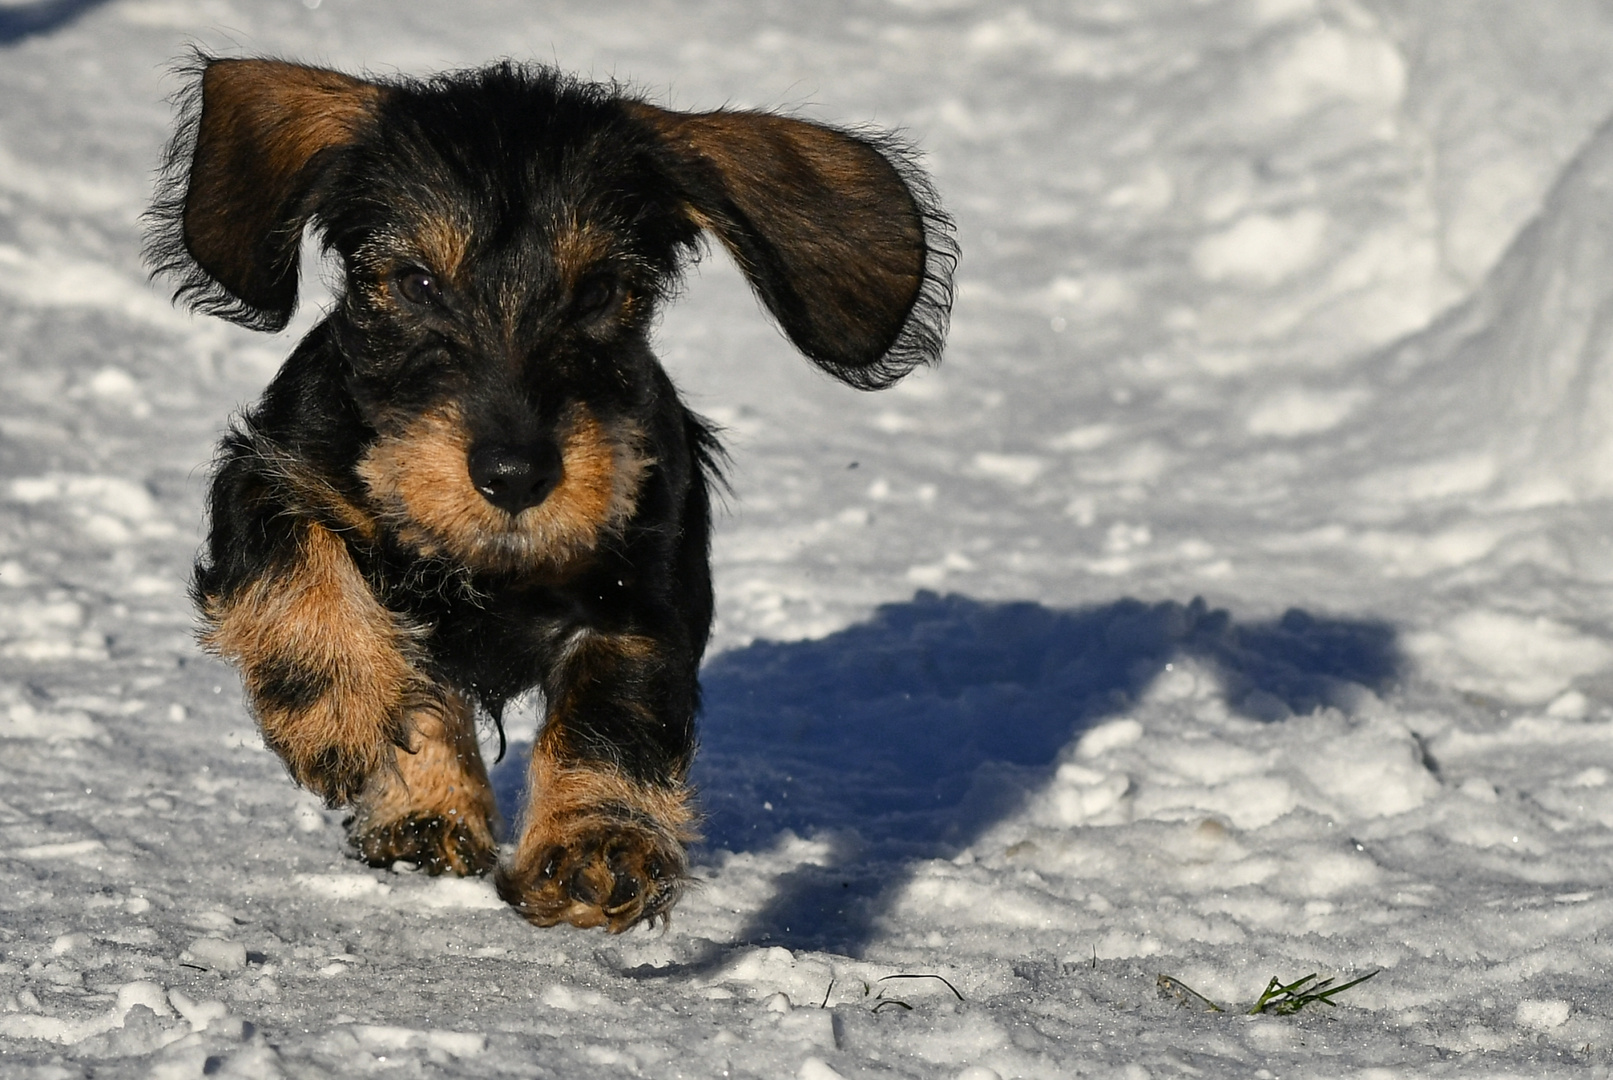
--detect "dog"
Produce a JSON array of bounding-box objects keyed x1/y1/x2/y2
[{"x1": 146, "y1": 56, "x2": 954, "y2": 931}]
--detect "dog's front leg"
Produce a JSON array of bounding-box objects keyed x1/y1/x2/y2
[
  {"x1": 348, "y1": 688, "x2": 499, "y2": 876},
  {"x1": 497, "y1": 628, "x2": 699, "y2": 931},
  {"x1": 201, "y1": 519, "x2": 428, "y2": 808}
]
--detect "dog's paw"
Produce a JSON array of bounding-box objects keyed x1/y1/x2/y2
[
  {"x1": 350, "y1": 812, "x2": 497, "y2": 877},
  {"x1": 496, "y1": 815, "x2": 688, "y2": 932},
  {"x1": 502, "y1": 760, "x2": 697, "y2": 931}
]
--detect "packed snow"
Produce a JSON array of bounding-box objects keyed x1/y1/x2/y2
[{"x1": 5, "y1": 0, "x2": 1613, "y2": 1076}]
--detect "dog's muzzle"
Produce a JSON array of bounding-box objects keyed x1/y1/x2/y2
[{"x1": 468, "y1": 437, "x2": 563, "y2": 515}]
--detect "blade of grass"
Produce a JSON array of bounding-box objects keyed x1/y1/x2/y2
[
  {"x1": 1248, "y1": 970, "x2": 1378, "y2": 1015},
  {"x1": 877, "y1": 974, "x2": 964, "y2": 1001},
  {"x1": 1249, "y1": 973, "x2": 1318, "y2": 1015},
  {"x1": 1156, "y1": 974, "x2": 1224, "y2": 1013}
]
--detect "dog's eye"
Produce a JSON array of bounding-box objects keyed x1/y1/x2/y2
[
  {"x1": 393, "y1": 268, "x2": 442, "y2": 309},
  {"x1": 572, "y1": 272, "x2": 622, "y2": 320}
]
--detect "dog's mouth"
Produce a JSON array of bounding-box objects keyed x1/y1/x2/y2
[{"x1": 356, "y1": 403, "x2": 650, "y2": 574}]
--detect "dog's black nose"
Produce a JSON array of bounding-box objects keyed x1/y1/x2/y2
[{"x1": 467, "y1": 439, "x2": 563, "y2": 515}]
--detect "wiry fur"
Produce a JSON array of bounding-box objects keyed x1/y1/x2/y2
[
  {"x1": 147, "y1": 55, "x2": 953, "y2": 932},
  {"x1": 349, "y1": 690, "x2": 500, "y2": 876}
]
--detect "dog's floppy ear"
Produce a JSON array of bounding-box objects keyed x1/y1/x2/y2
[
  {"x1": 146, "y1": 57, "x2": 383, "y2": 332},
  {"x1": 634, "y1": 105, "x2": 956, "y2": 390}
]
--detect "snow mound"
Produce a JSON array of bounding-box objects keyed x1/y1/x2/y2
[{"x1": 1357, "y1": 109, "x2": 1613, "y2": 504}]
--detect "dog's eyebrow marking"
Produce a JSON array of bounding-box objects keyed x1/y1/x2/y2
[
  {"x1": 411, "y1": 209, "x2": 473, "y2": 284},
  {"x1": 551, "y1": 215, "x2": 615, "y2": 290}
]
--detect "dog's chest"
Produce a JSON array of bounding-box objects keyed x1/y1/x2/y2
[{"x1": 377, "y1": 561, "x2": 597, "y2": 696}]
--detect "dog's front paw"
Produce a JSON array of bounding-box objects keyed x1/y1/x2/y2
[
  {"x1": 496, "y1": 815, "x2": 687, "y2": 931},
  {"x1": 499, "y1": 763, "x2": 697, "y2": 932},
  {"x1": 344, "y1": 695, "x2": 499, "y2": 875},
  {"x1": 352, "y1": 812, "x2": 497, "y2": 876}
]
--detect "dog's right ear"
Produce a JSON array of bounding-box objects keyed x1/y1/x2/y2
[{"x1": 146, "y1": 57, "x2": 383, "y2": 332}]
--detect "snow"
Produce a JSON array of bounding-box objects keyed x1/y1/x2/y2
[{"x1": 7, "y1": 0, "x2": 1613, "y2": 1076}]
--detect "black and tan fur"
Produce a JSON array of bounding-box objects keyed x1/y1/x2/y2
[{"x1": 147, "y1": 56, "x2": 954, "y2": 932}]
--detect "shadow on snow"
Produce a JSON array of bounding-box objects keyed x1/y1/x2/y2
[
  {"x1": 494, "y1": 591, "x2": 1400, "y2": 959},
  {"x1": 0, "y1": 0, "x2": 111, "y2": 45}
]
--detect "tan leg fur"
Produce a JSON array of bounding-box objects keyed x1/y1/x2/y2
[
  {"x1": 201, "y1": 521, "x2": 427, "y2": 805},
  {"x1": 349, "y1": 690, "x2": 499, "y2": 875}
]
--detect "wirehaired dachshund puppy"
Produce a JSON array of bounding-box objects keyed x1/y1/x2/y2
[{"x1": 146, "y1": 57, "x2": 954, "y2": 931}]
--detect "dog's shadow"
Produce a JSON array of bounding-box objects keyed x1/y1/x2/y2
[
  {"x1": 493, "y1": 591, "x2": 1401, "y2": 957},
  {"x1": 0, "y1": 0, "x2": 111, "y2": 45}
]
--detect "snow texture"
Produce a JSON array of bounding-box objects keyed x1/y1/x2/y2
[{"x1": 5, "y1": 0, "x2": 1613, "y2": 1076}]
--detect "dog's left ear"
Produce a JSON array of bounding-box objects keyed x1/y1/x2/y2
[
  {"x1": 633, "y1": 105, "x2": 956, "y2": 390},
  {"x1": 147, "y1": 57, "x2": 384, "y2": 332}
]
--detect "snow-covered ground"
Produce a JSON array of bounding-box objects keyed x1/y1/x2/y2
[{"x1": 6, "y1": 0, "x2": 1613, "y2": 1075}]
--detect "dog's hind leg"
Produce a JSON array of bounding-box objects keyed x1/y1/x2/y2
[
  {"x1": 497, "y1": 629, "x2": 700, "y2": 932},
  {"x1": 347, "y1": 689, "x2": 499, "y2": 876}
]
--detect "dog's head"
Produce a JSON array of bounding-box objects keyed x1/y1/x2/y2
[{"x1": 148, "y1": 58, "x2": 954, "y2": 573}]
